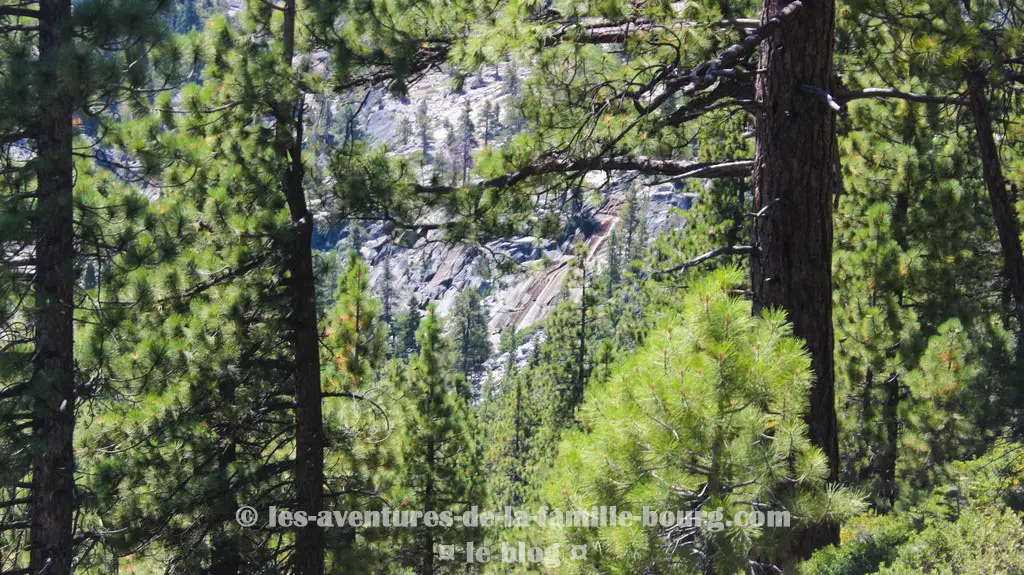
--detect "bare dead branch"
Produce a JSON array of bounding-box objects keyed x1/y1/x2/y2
[
  {"x1": 415, "y1": 157, "x2": 752, "y2": 194},
  {"x1": 0, "y1": 520, "x2": 30, "y2": 532},
  {"x1": 837, "y1": 88, "x2": 964, "y2": 106},
  {"x1": 0, "y1": 6, "x2": 39, "y2": 18},
  {"x1": 543, "y1": 16, "x2": 758, "y2": 46},
  {"x1": 801, "y1": 84, "x2": 842, "y2": 112},
  {"x1": 682, "y1": 0, "x2": 806, "y2": 88},
  {"x1": 657, "y1": 81, "x2": 755, "y2": 129},
  {"x1": 654, "y1": 245, "x2": 755, "y2": 277}
]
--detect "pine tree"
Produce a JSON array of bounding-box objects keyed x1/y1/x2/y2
[
  {"x1": 339, "y1": 103, "x2": 366, "y2": 145},
  {"x1": 446, "y1": 287, "x2": 491, "y2": 396},
  {"x1": 394, "y1": 296, "x2": 423, "y2": 359},
  {"x1": 0, "y1": 1, "x2": 174, "y2": 571},
  {"x1": 321, "y1": 249, "x2": 390, "y2": 567},
  {"x1": 480, "y1": 100, "x2": 496, "y2": 145},
  {"x1": 395, "y1": 305, "x2": 483, "y2": 574},
  {"x1": 457, "y1": 100, "x2": 476, "y2": 184},
  {"x1": 347, "y1": 222, "x2": 366, "y2": 253},
  {"x1": 315, "y1": 246, "x2": 345, "y2": 314},
  {"x1": 416, "y1": 100, "x2": 432, "y2": 160},
  {"x1": 751, "y1": 0, "x2": 841, "y2": 553},
  {"x1": 501, "y1": 60, "x2": 520, "y2": 97},
  {"x1": 520, "y1": 247, "x2": 600, "y2": 435},
  {"x1": 619, "y1": 184, "x2": 652, "y2": 274},
  {"x1": 442, "y1": 119, "x2": 458, "y2": 185},
  {"x1": 842, "y1": 0, "x2": 1024, "y2": 336},
  {"x1": 604, "y1": 228, "x2": 621, "y2": 297},
  {"x1": 85, "y1": 275, "x2": 302, "y2": 572},
  {"x1": 542, "y1": 269, "x2": 862, "y2": 574},
  {"x1": 832, "y1": 87, "x2": 1016, "y2": 508},
  {"x1": 26, "y1": 1, "x2": 76, "y2": 564},
  {"x1": 399, "y1": 115, "x2": 412, "y2": 147},
  {"x1": 380, "y1": 245, "x2": 396, "y2": 336},
  {"x1": 277, "y1": 4, "x2": 326, "y2": 570},
  {"x1": 76, "y1": 2, "x2": 358, "y2": 570},
  {"x1": 325, "y1": 250, "x2": 386, "y2": 391},
  {"x1": 485, "y1": 330, "x2": 540, "y2": 510},
  {"x1": 568, "y1": 242, "x2": 597, "y2": 417},
  {"x1": 501, "y1": 99, "x2": 524, "y2": 136}
]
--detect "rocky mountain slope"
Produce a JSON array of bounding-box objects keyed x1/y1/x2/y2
[{"x1": 319, "y1": 64, "x2": 695, "y2": 345}]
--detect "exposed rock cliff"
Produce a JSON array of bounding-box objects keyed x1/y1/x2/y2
[{"x1": 318, "y1": 64, "x2": 695, "y2": 345}]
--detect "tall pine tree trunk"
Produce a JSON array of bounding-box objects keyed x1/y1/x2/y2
[
  {"x1": 878, "y1": 372, "x2": 900, "y2": 509},
  {"x1": 422, "y1": 440, "x2": 436, "y2": 575},
  {"x1": 279, "y1": 3, "x2": 325, "y2": 573},
  {"x1": 29, "y1": 0, "x2": 76, "y2": 573},
  {"x1": 965, "y1": 67, "x2": 1024, "y2": 330},
  {"x1": 855, "y1": 367, "x2": 874, "y2": 481},
  {"x1": 211, "y1": 378, "x2": 240, "y2": 575},
  {"x1": 752, "y1": 0, "x2": 840, "y2": 555}
]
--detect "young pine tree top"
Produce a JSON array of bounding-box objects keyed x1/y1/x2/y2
[{"x1": 541, "y1": 268, "x2": 864, "y2": 573}]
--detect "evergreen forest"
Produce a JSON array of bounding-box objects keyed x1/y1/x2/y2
[{"x1": 3, "y1": 0, "x2": 1024, "y2": 572}]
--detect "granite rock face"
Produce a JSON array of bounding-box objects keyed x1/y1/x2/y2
[{"x1": 317, "y1": 65, "x2": 696, "y2": 349}]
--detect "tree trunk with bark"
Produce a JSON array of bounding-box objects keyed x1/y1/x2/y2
[
  {"x1": 29, "y1": 0, "x2": 76, "y2": 573},
  {"x1": 279, "y1": 3, "x2": 325, "y2": 574},
  {"x1": 965, "y1": 67, "x2": 1024, "y2": 331},
  {"x1": 878, "y1": 372, "x2": 900, "y2": 509},
  {"x1": 210, "y1": 378, "x2": 240, "y2": 575},
  {"x1": 752, "y1": 0, "x2": 840, "y2": 556}
]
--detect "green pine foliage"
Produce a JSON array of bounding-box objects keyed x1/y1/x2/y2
[
  {"x1": 447, "y1": 286, "x2": 492, "y2": 395},
  {"x1": 321, "y1": 249, "x2": 395, "y2": 569},
  {"x1": 393, "y1": 305, "x2": 485, "y2": 574},
  {"x1": 800, "y1": 442, "x2": 1024, "y2": 575},
  {"x1": 324, "y1": 250, "x2": 387, "y2": 391},
  {"x1": 541, "y1": 269, "x2": 863, "y2": 573},
  {"x1": 833, "y1": 79, "x2": 1021, "y2": 507},
  {"x1": 6, "y1": 0, "x2": 1024, "y2": 572},
  {"x1": 483, "y1": 329, "x2": 540, "y2": 511},
  {"x1": 394, "y1": 296, "x2": 424, "y2": 360},
  {"x1": 0, "y1": 0, "x2": 179, "y2": 569}
]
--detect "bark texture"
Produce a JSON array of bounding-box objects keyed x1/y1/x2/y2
[
  {"x1": 879, "y1": 373, "x2": 900, "y2": 509},
  {"x1": 965, "y1": 67, "x2": 1024, "y2": 330},
  {"x1": 29, "y1": 0, "x2": 76, "y2": 573},
  {"x1": 280, "y1": 2, "x2": 325, "y2": 573},
  {"x1": 210, "y1": 378, "x2": 240, "y2": 575},
  {"x1": 752, "y1": 0, "x2": 840, "y2": 555}
]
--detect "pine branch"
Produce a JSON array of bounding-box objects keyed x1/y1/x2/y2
[
  {"x1": 154, "y1": 252, "x2": 271, "y2": 307},
  {"x1": 0, "y1": 130, "x2": 31, "y2": 146},
  {"x1": 333, "y1": 42, "x2": 451, "y2": 92},
  {"x1": 543, "y1": 17, "x2": 759, "y2": 47},
  {"x1": 415, "y1": 157, "x2": 752, "y2": 194},
  {"x1": 662, "y1": 0, "x2": 807, "y2": 96},
  {"x1": 653, "y1": 245, "x2": 755, "y2": 277},
  {"x1": 801, "y1": 84, "x2": 842, "y2": 112},
  {"x1": 0, "y1": 498, "x2": 30, "y2": 509},
  {"x1": 0, "y1": 520, "x2": 30, "y2": 532},
  {"x1": 0, "y1": 23, "x2": 38, "y2": 32},
  {"x1": 837, "y1": 88, "x2": 964, "y2": 106},
  {"x1": 617, "y1": 1, "x2": 806, "y2": 120},
  {"x1": 656, "y1": 81, "x2": 755, "y2": 130},
  {"x1": 0, "y1": 382, "x2": 27, "y2": 400},
  {"x1": 0, "y1": 6, "x2": 39, "y2": 18},
  {"x1": 336, "y1": 10, "x2": 770, "y2": 94}
]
